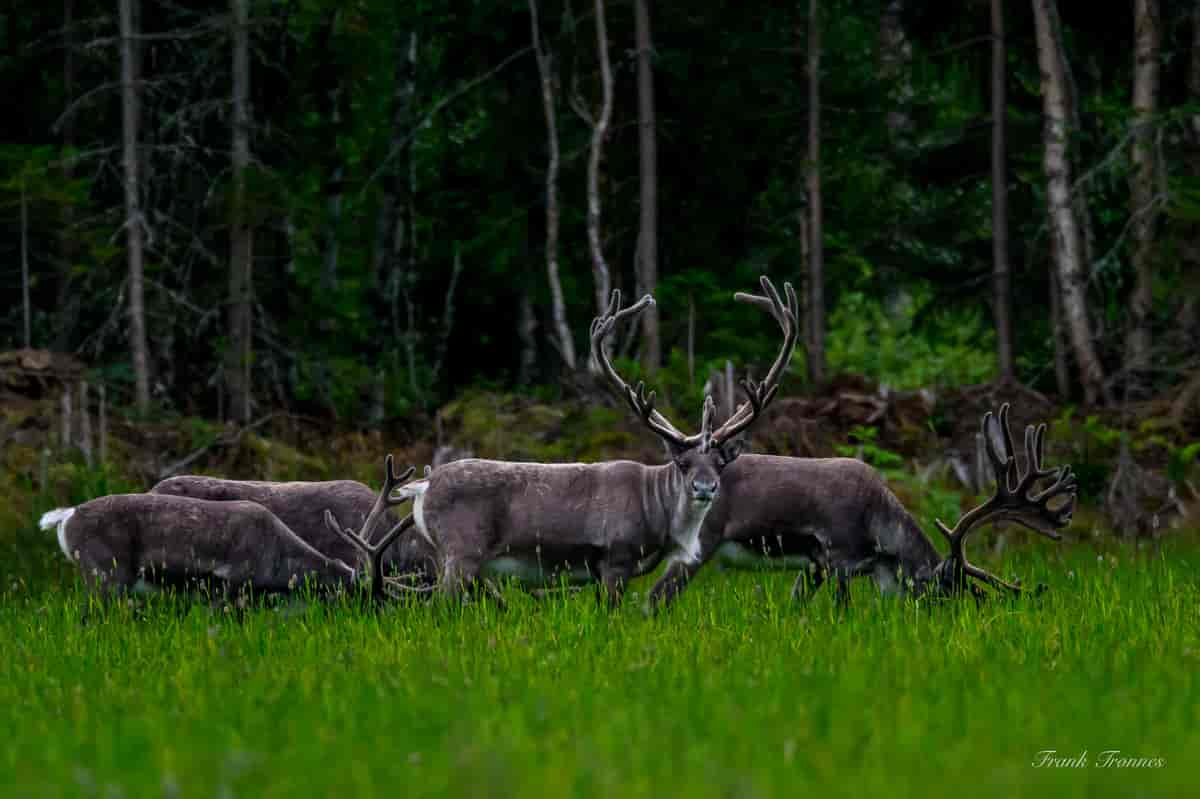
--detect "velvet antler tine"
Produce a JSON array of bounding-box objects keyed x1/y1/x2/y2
[
  {"x1": 590, "y1": 291, "x2": 692, "y2": 449},
  {"x1": 710, "y1": 276, "x2": 797, "y2": 446},
  {"x1": 938, "y1": 405, "x2": 1074, "y2": 597}
]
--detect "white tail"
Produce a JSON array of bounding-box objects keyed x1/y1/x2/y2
[{"x1": 39, "y1": 507, "x2": 77, "y2": 562}]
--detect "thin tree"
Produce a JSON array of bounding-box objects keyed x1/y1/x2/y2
[
  {"x1": 878, "y1": 0, "x2": 912, "y2": 143},
  {"x1": 20, "y1": 174, "x2": 30, "y2": 348},
  {"x1": 634, "y1": 0, "x2": 660, "y2": 374},
  {"x1": 1125, "y1": 0, "x2": 1161, "y2": 386},
  {"x1": 991, "y1": 0, "x2": 1014, "y2": 380},
  {"x1": 227, "y1": 0, "x2": 254, "y2": 422},
  {"x1": 573, "y1": 0, "x2": 614, "y2": 321},
  {"x1": 529, "y1": 0, "x2": 577, "y2": 370},
  {"x1": 119, "y1": 0, "x2": 150, "y2": 412},
  {"x1": 805, "y1": 0, "x2": 825, "y2": 385},
  {"x1": 1032, "y1": 0, "x2": 1107, "y2": 405}
]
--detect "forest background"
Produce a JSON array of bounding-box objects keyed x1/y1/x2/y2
[{"x1": 1, "y1": 0, "x2": 1198, "y2": 548}]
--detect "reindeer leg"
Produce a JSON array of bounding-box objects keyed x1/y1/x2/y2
[
  {"x1": 790, "y1": 560, "x2": 827, "y2": 605},
  {"x1": 597, "y1": 560, "x2": 632, "y2": 610},
  {"x1": 646, "y1": 558, "x2": 701, "y2": 614},
  {"x1": 439, "y1": 555, "x2": 481, "y2": 604},
  {"x1": 833, "y1": 568, "x2": 852, "y2": 608},
  {"x1": 480, "y1": 578, "x2": 509, "y2": 610}
]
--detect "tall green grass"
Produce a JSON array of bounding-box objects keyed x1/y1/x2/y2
[{"x1": 1, "y1": 542, "x2": 1197, "y2": 798}]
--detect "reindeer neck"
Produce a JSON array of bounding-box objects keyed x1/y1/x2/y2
[{"x1": 643, "y1": 464, "x2": 710, "y2": 565}]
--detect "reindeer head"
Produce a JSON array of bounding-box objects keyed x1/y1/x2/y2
[
  {"x1": 924, "y1": 403, "x2": 1076, "y2": 599},
  {"x1": 590, "y1": 276, "x2": 798, "y2": 505}
]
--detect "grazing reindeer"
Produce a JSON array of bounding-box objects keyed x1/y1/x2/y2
[
  {"x1": 395, "y1": 277, "x2": 798, "y2": 605},
  {"x1": 39, "y1": 457, "x2": 415, "y2": 600},
  {"x1": 150, "y1": 473, "x2": 437, "y2": 584},
  {"x1": 647, "y1": 403, "x2": 1077, "y2": 609}
]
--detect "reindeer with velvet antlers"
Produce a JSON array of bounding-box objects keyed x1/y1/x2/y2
[
  {"x1": 392, "y1": 276, "x2": 798, "y2": 605},
  {"x1": 41, "y1": 456, "x2": 419, "y2": 601},
  {"x1": 645, "y1": 402, "x2": 1078, "y2": 610}
]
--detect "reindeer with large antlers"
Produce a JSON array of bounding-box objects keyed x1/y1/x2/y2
[
  {"x1": 40, "y1": 456, "x2": 417, "y2": 601},
  {"x1": 393, "y1": 276, "x2": 797, "y2": 605},
  {"x1": 646, "y1": 403, "x2": 1077, "y2": 610},
  {"x1": 149, "y1": 467, "x2": 437, "y2": 587}
]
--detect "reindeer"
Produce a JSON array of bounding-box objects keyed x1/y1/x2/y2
[
  {"x1": 149, "y1": 473, "x2": 437, "y2": 586},
  {"x1": 39, "y1": 457, "x2": 415, "y2": 600},
  {"x1": 392, "y1": 276, "x2": 798, "y2": 605},
  {"x1": 645, "y1": 403, "x2": 1077, "y2": 610}
]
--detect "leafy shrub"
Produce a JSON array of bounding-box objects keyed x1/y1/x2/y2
[{"x1": 824, "y1": 289, "x2": 996, "y2": 389}]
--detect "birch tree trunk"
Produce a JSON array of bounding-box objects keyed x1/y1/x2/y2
[
  {"x1": 805, "y1": 0, "x2": 826, "y2": 385},
  {"x1": 1125, "y1": 0, "x2": 1160, "y2": 385},
  {"x1": 991, "y1": 0, "x2": 1014, "y2": 380},
  {"x1": 1048, "y1": 221, "x2": 1071, "y2": 398},
  {"x1": 529, "y1": 0, "x2": 576, "y2": 370},
  {"x1": 1033, "y1": 0, "x2": 1106, "y2": 405},
  {"x1": 226, "y1": 0, "x2": 254, "y2": 423},
  {"x1": 119, "y1": 0, "x2": 150, "y2": 413},
  {"x1": 587, "y1": 0, "x2": 614, "y2": 320},
  {"x1": 635, "y1": 0, "x2": 660, "y2": 374}
]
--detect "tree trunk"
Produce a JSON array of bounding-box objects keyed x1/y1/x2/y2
[
  {"x1": 529, "y1": 0, "x2": 577, "y2": 370},
  {"x1": 991, "y1": 0, "x2": 1014, "y2": 380},
  {"x1": 586, "y1": 0, "x2": 614, "y2": 321},
  {"x1": 398, "y1": 32, "x2": 420, "y2": 400},
  {"x1": 21, "y1": 177, "x2": 30, "y2": 349},
  {"x1": 518, "y1": 283, "x2": 538, "y2": 385},
  {"x1": 56, "y1": 0, "x2": 78, "y2": 351},
  {"x1": 805, "y1": 0, "x2": 826, "y2": 385},
  {"x1": 1045, "y1": 0, "x2": 1098, "y2": 282},
  {"x1": 1048, "y1": 231, "x2": 1072, "y2": 398},
  {"x1": 322, "y1": 165, "x2": 343, "y2": 294},
  {"x1": 119, "y1": 0, "x2": 150, "y2": 413},
  {"x1": 227, "y1": 0, "x2": 254, "y2": 423},
  {"x1": 1125, "y1": 0, "x2": 1160, "y2": 386},
  {"x1": 878, "y1": 0, "x2": 912, "y2": 143},
  {"x1": 1033, "y1": 0, "x2": 1106, "y2": 405},
  {"x1": 634, "y1": 0, "x2": 660, "y2": 374},
  {"x1": 1192, "y1": 3, "x2": 1200, "y2": 143}
]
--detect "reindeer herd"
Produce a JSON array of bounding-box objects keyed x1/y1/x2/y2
[{"x1": 39, "y1": 276, "x2": 1079, "y2": 612}]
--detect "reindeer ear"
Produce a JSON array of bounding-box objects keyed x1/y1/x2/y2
[
  {"x1": 664, "y1": 438, "x2": 689, "y2": 461},
  {"x1": 720, "y1": 437, "x2": 747, "y2": 464}
]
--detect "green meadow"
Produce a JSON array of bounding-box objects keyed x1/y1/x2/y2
[{"x1": 1, "y1": 534, "x2": 1196, "y2": 798}]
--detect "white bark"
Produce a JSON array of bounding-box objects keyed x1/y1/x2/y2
[
  {"x1": 529, "y1": 0, "x2": 577, "y2": 370},
  {"x1": 587, "y1": 0, "x2": 614, "y2": 320},
  {"x1": 1033, "y1": 0, "x2": 1107, "y2": 404}
]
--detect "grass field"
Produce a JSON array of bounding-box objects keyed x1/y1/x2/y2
[{"x1": 1, "y1": 534, "x2": 1197, "y2": 798}]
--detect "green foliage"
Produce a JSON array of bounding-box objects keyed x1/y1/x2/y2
[
  {"x1": 825, "y1": 289, "x2": 996, "y2": 390},
  {"x1": 835, "y1": 425, "x2": 904, "y2": 475},
  {"x1": 1168, "y1": 442, "x2": 1200, "y2": 484}
]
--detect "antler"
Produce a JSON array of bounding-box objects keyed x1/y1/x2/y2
[
  {"x1": 709, "y1": 276, "x2": 799, "y2": 446},
  {"x1": 590, "y1": 290, "x2": 700, "y2": 449},
  {"x1": 934, "y1": 403, "x2": 1077, "y2": 594},
  {"x1": 324, "y1": 454, "x2": 416, "y2": 599}
]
